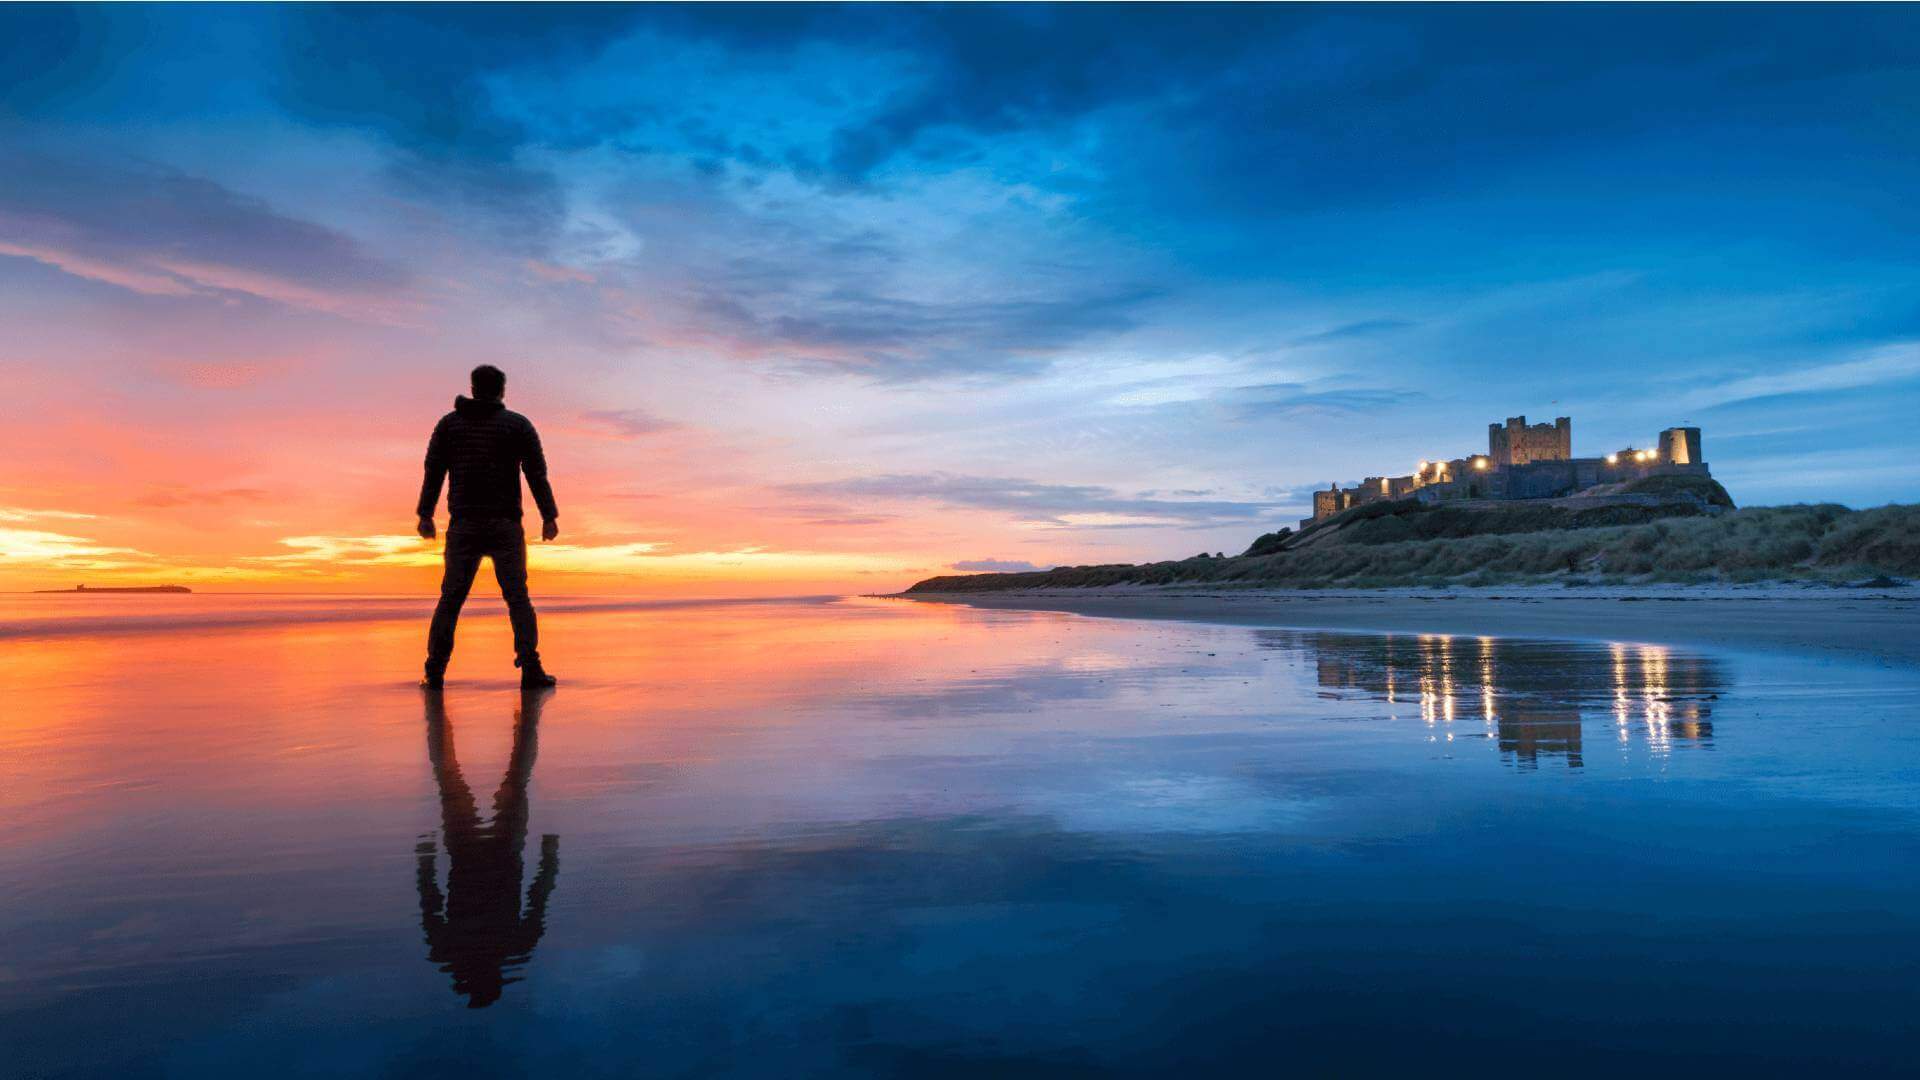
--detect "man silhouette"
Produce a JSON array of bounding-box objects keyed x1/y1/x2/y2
[{"x1": 417, "y1": 364, "x2": 559, "y2": 689}]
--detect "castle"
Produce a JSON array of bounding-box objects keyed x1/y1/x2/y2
[{"x1": 1306, "y1": 415, "x2": 1709, "y2": 526}]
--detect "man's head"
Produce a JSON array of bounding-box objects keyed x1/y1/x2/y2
[{"x1": 471, "y1": 364, "x2": 506, "y2": 402}]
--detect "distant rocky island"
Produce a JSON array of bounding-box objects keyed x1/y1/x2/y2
[
  {"x1": 36, "y1": 584, "x2": 192, "y2": 594},
  {"x1": 909, "y1": 412, "x2": 1919, "y2": 593}
]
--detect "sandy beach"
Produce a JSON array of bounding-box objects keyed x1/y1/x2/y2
[
  {"x1": 903, "y1": 584, "x2": 1920, "y2": 667},
  {"x1": 8, "y1": 594, "x2": 1920, "y2": 1074}
]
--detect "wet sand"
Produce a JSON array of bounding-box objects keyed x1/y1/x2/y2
[
  {"x1": 5, "y1": 596, "x2": 1918, "y2": 1074},
  {"x1": 903, "y1": 585, "x2": 1920, "y2": 667}
]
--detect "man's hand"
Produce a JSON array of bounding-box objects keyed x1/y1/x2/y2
[
  {"x1": 417, "y1": 515, "x2": 436, "y2": 540},
  {"x1": 541, "y1": 517, "x2": 559, "y2": 542}
]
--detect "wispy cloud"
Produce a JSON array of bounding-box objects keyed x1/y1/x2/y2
[
  {"x1": 250, "y1": 533, "x2": 914, "y2": 580},
  {"x1": 1214, "y1": 384, "x2": 1424, "y2": 421},
  {"x1": 254, "y1": 535, "x2": 442, "y2": 566},
  {"x1": 151, "y1": 360, "x2": 295, "y2": 390},
  {"x1": 0, "y1": 148, "x2": 409, "y2": 319},
  {"x1": 0, "y1": 506, "x2": 97, "y2": 522},
  {"x1": 133, "y1": 487, "x2": 272, "y2": 509},
  {"x1": 0, "y1": 527, "x2": 147, "y2": 569},
  {"x1": 578, "y1": 408, "x2": 683, "y2": 439},
  {"x1": 783, "y1": 473, "x2": 1278, "y2": 528},
  {"x1": 1290, "y1": 319, "x2": 1417, "y2": 345},
  {"x1": 1678, "y1": 343, "x2": 1920, "y2": 410}
]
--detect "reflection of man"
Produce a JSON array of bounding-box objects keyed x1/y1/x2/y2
[{"x1": 417, "y1": 689, "x2": 560, "y2": 1008}]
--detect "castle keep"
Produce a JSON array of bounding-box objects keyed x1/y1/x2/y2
[{"x1": 1306, "y1": 415, "x2": 1710, "y2": 526}]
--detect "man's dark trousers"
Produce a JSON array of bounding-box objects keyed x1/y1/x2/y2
[{"x1": 427, "y1": 517, "x2": 539, "y2": 671}]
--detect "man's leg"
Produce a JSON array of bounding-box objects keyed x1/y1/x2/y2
[
  {"x1": 488, "y1": 523, "x2": 541, "y2": 670},
  {"x1": 426, "y1": 524, "x2": 486, "y2": 681}
]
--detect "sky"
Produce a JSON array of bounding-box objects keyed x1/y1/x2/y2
[{"x1": 2, "y1": 3, "x2": 1918, "y2": 594}]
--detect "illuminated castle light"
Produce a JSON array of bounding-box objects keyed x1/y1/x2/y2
[{"x1": 1307, "y1": 415, "x2": 1711, "y2": 525}]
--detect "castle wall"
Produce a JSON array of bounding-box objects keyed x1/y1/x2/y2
[{"x1": 1506, "y1": 460, "x2": 1577, "y2": 499}]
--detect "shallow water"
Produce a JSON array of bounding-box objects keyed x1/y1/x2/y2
[{"x1": 2, "y1": 596, "x2": 1916, "y2": 1076}]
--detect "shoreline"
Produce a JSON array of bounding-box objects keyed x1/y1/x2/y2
[
  {"x1": 0, "y1": 594, "x2": 840, "y2": 641},
  {"x1": 900, "y1": 584, "x2": 1920, "y2": 667}
]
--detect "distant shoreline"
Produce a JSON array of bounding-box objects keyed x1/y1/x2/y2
[
  {"x1": 33, "y1": 584, "x2": 191, "y2": 594},
  {"x1": 0, "y1": 593, "x2": 841, "y2": 641},
  {"x1": 900, "y1": 585, "x2": 1920, "y2": 667}
]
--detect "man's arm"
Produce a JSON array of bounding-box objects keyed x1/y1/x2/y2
[
  {"x1": 416, "y1": 417, "x2": 449, "y2": 538},
  {"x1": 522, "y1": 420, "x2": 559, "y2": 539}
]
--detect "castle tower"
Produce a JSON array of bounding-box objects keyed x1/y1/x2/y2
[
  {"x1": 1313, "y1": 484, "x2": 1342, "y2": 521},
  {"x1": 1488, "y1": 415, "x2": 1573, "y2": 467},
  {"x1": 1659, "y1": 427, "x2": 1702, "y2": 465}
]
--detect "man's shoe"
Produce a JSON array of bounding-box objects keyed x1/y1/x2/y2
[{"x1": 517, "y1": 656, "x2": 557, "y2": 689}]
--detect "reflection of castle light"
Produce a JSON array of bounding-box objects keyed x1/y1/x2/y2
[
  {"x1": 1611, "y1": 643, "x2": 1633, "y2": 745},
  {"x1": 1417, "y1": 634, "x2": 1457, "y2": 728},
  {"x1": 1419, "y1": 640, "x2": 1436, "y2": 727},
  {"x1": 1383, "y1": 636, "x2": 1397, "y2": 706},
  {"x1": 1603, "y1": 642, "x2": 1716, "y2": 755},
  {"x1": 1276, "y1": 628, "x2": 1720, "y2": 767},
  {"x1": 1478, "y1": 636, "x2": 1497, "y2": 725},
  {"x1": 1640, "y1": 646, "x2": 1672, "y2": 753}
]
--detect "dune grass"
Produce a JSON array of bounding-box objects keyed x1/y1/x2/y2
[{"x1": 907, "y1": 503, "x2": 1919, "y2": 592}]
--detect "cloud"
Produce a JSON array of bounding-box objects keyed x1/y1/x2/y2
[
  {"x1": 0, "y1": 527, "x2": 147, "y2": 569},
  {"x1": 251, "y1": 532, "x2": 913, "y2": 580},
  {"x1": 805, "y1": 516, "x2": 894, "y2": 527},
  {"x1": 151, "y1": 360, "x2": 294, "y2": 390},
  {"x1": 735, "y1": 288, "x2": 1156, "y2": 383},
  {"x1": 948, "y1": 558, "x2": 1049, "y2": 573},
  {"x1": 813, "y1": 7, "x2": 1323, "y2": 181},
  {"x1": 603, "y1": 173, "x2": 1157, "y2": 382},
  {"x1": 269, "y1": 5, "x2": 646, "y2": 162},
  {"x1": 1677, "y1": 343, "x2": 1920, "y2": 410},
  {"x1": 1215, "y1": 384, "x2": 1424, "y2": 420},
  {"x1": 578, "y1": 408, "x2": 683, "y2": 438},
  {"x1": 0, "y1": 240, "x2": 196, "y2": 297},
  {"x1": 0, "y1": 148, "x2": 409, "y2": 317},
  {"x1": 132, "y1": 488, "x2": 272, "y2": 509},
  {"x1": 0, "y1": 506, "x2": 97, "y2": 522},
  {"x1": 525, "y1": 259, "x2": 594, "y2": 284},
  {"x1": 1291, "y1": 319, "x2": 1417, "y2": 345},
  {"x1": 255, "y1": 535, "x2": 442, "y2": 567},
  {"x1": 783, "y1": 473, "x2": 1278, "y2": 528},
  {"x1": 788, "y1": 6, "x2": 1920, "y2": 194}
]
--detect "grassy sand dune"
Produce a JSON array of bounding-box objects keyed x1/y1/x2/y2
[{"x1": 909, "y1": 501, "x2": 1920, "y2": 593}]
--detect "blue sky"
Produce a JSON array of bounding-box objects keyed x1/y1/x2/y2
[{"x1": 2, "y1": 4, "x2": 1917, "y2": 588}]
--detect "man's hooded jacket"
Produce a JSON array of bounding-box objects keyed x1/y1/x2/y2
[{"x1": 417, "y1": 396, "x2": 559, "y2": 523}]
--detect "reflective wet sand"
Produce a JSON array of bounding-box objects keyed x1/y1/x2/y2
[{"x1": 2, "y1": 596, "x2": 1916, "y2": 1075}]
